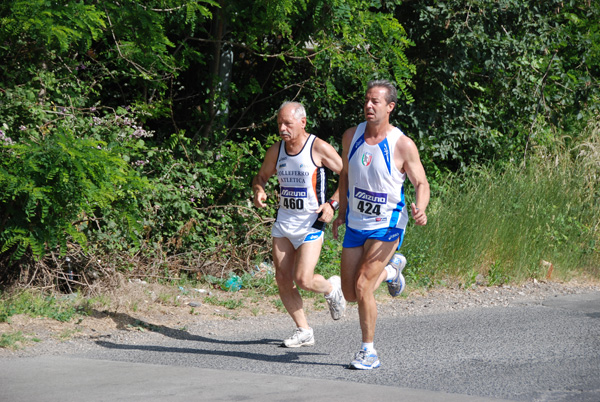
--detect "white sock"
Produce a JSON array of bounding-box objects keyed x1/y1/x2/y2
[
  {"x1": 385, "y1": 265, "x2": 396, "y2": 281},
  {"x1": 361, "y1": 342, "x2": 374, "y2": 352}
]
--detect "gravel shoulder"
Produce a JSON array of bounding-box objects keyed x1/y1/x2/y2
[{"x1": 1, "y1": 277, "x2": 599, "y2": 358}]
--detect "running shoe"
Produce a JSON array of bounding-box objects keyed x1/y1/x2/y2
[
  {"x1": 325, "y1": 275, "x2": 346, "y2": 320},
  {"x1": 282, "y1": 327, "x2": 314, "y2": 348},
  {"x1": 349, "y1": 348, "x2": 381, "y2": 370},
  {"x1": 386, "y1": 253, "x2": 407, "y2": 297}
]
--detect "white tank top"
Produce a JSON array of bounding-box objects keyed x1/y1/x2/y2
[
  {"x1": 275, "y1": 134, "x2": 326, "y2": 231},
  {"x1": 346, "y1": 122, "x2": 408, "y2": 231}
]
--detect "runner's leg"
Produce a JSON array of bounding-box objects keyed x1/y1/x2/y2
[
  {"x1": 273, "y1": 237, "x2": 308, "y2": 329},
  {"x1": 354, "y1": 239, "x2": 397, "y2": 343},
  {"x1": 294, "y1": 238, "x2": 332, "y2": 295}
]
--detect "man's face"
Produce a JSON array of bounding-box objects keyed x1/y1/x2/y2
[
  {"x1": 277, "y1": 105, "x2": 306, "y2": 141},
  {"x1": 364, "y1": 86, "x2": 394, "y2": 123}
]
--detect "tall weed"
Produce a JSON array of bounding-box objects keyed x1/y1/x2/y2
[{"x1": 402, "y1": 116, "x2": 600, "y2": 286}]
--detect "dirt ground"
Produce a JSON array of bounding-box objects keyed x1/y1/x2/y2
[{"x1": 0, "y1": 277, "x2": 304, "y2": 352}]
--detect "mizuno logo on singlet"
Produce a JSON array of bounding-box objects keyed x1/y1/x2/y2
[
  {"x1": 354, "y1": 188, "x2": 387, "y2": 204},
  {"x1": 281, "y1": 187, "x2": 308, "y2": 198}
]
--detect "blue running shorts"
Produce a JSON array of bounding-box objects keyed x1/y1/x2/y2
[{"x1": 343, "y1": 226, "x2": 405, "y2": 249}]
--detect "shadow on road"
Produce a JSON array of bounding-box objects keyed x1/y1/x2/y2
[
  {"x1": 92, "y1": 309, "x2": 342, "y2": 367},
  {"x1": 94, "y1": 340, "x2": 340, "y2": 367},
  {"x1": 91, "y1": 309, "x2": 279, "y2": 345}
]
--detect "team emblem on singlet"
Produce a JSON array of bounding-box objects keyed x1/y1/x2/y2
[{"x1": 361, "y1": 152, "x2": 373, "y2": 166}]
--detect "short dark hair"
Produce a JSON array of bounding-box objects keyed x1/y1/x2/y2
[{"x1": 367, "y1": 80, "x2": 397, "y2": 105}]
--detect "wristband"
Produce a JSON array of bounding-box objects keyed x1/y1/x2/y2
[{"x1": 327, "y1": 199, "x2": 339, "y2": 211}]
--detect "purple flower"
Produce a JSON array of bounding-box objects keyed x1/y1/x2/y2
[{"x1": 0, "y1": 130, "x2": 15, "y2": 145}]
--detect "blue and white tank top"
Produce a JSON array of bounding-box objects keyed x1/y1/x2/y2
[
  {"x1": 275, "y1": 134, "x2": 327, "y2": 231},
  {"x1": 346, "y1": 122, "x2": 408, "y2": 231}
]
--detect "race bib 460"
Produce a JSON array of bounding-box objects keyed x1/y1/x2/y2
[{"x1": 281, "y1": 187, "x2": 308, "y2": 210}]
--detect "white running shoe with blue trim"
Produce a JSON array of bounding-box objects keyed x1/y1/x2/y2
[{"x1": 349, "y1": 348, "x2": 381, "y2": 370}]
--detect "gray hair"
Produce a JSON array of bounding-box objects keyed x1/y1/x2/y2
[
  {"x1": 367, "y1": 80, "x2": 398, "y2": 105},
  {"x1": 278, "y1": 101, "x2": 306, "y2": 120}
]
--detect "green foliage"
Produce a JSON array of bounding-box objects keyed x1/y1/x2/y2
[
  {"x1": 188, "y1": 0, "x2": 415, "y2": 145},
  {"x1": 0, "y1": 105, "x2": 148, "y2": 261},
  {"x1": 397, "y1": 0, "x2": 600, "y2": 171},
  {"x1": 487, "y1": 260, "x2": 508, "y2": 286},
  {"x1": 1, "y1": 0, "x2": 599, "y2": 291},
  {"x1": 401, "y1": 118, "x2": 600, "y2": 286},
  {"x1": 316, "y1": 229, "x2": 345, "y2": 280},
  {"x1": 0, "y1": 0, "x2": 106, "y2": 52},
  {"x1": 123, "y1": 136, "x2": 271, "y2": 257}
]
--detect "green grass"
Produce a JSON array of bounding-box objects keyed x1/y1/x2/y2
[
  {"x1": 0, "y1": 331, "x2": 27, "y2": 349},
  {"x1": 0, "y1": 290, "x2": 81, "y2": 323},
  {"x1": 0, "y1": 330, "x2": 41, "y2": 349},
  {"x1": 401, "y1": 125, "x2": 599, "y2": 287},
  {"x1": 272, "y1": 299, "x2": 286, "y2": 313},
  {"x1": 203, "y1": 295, "x2": 244, "y2": 310}
]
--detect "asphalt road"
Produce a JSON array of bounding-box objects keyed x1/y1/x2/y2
[{"x1": 1, "y1": 292, "x2": 599, "y2": 401}]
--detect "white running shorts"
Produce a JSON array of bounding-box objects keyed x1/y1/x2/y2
[{"x1": 272, "y1": 221, "x2": 323, "y2": 250}]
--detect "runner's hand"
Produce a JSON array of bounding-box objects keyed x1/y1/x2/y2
[
  {"x1": 411, "y1": 203, "x2": 427, "y2": 226},
  {"x1": 332, "y1": 216, "x2": 345, "y2": 240},
  {"x1": 254, "y1": 191, "x2": 267, "y2": 208},
  {"x1": 317, "y1": 203, "x2": 335, "y2": 223}
]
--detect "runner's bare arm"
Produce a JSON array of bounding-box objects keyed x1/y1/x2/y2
[
  {"x1": 252, "y1": 143, "x2": 279, "y2": 208},
  {"x1": 397, "y1": 136, "x2": 430, "y2": 225},
  {"x1": 314, "y1": 138, "x2": 344, "y2": 222},
  {"x1": 332, "y1": 127, "x2": 356, "y2": 238}
]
